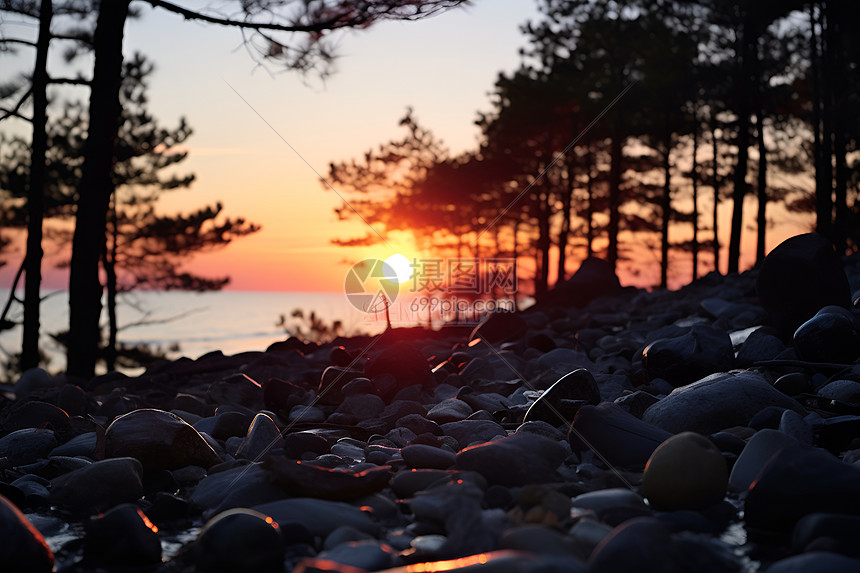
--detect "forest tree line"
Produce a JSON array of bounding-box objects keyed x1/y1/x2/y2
[{"x1": 328, "y1": 0, "x2": 860, "y2": 297}]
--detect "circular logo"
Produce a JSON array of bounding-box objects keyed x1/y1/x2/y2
[{"x1": 344, "y1": 258, "x2": 401, "y2": 313}]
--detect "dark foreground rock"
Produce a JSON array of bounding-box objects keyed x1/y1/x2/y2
[{"x1": 6, "y1": 233, "x2": 860, "y2": 571}]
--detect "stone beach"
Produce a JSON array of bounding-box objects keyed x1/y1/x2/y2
[{"x1": 4, "y1": 233, "x2": 860, "y2": 571}]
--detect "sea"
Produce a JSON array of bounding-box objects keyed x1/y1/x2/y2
[{"x1": 0, "y1": 290, "x2": 393, "y2": 378}]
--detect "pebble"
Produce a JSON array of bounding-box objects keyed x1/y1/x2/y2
[
  {"x1": 236, "y1": 412, "x2": 284, "y2": 460},
  {"x1": 190, "y1": 463, "x2": 287, "y2": 513},
  {"x1": 523, "y1": 369, "x2": 600, "y2": 426},
  {"x1": 401, "y1": 444, "x2": 456, "y2": 469},
  {"x1": 253, "y1": 498, "x2": 379, "y2": 538},
  {"x1": 641, "y1": 324, "x2": 735, "y2": 387},
  {"x1": 456, "y1": 431, "x2": 568, "y2": 486},
  {"x1": 793, "y1": 306, "x2": 860, "y2": 363},
  {"x1": 193, "y1": 508, "x2": 285, "y2": 572},
  {"x1": 641, "y1": 432, "x2": 727, "y2": 511},
  {"x1": 49, "y1": 457, "x2": 143, "y2": 513},
  {"x1": 82, "y1": 504, "x2": 162, "y2": 567},
  {"x1": 569, "y1": 402, "x2": 671, "y2": 468},
  {"x1": 0, "y1": 493, "x2": 54, "y2": 572},
  {"x1": 0, "y1": 429, "x2": 58, "y2": 466}
]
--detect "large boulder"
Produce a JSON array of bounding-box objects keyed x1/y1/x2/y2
[
  {"x1": 756, "y1": 233, "x2": 851, "y2": 334},
  {"x1": 536, "y1": 257, "x2": 622, "y2": 308},
  {"x1": 642, "y1": 371, "x2": 805, "y2": 434}
]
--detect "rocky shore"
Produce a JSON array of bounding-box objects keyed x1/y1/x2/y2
[{"x1": 4, "y1": 232, "x2": 860, "y2": 572}]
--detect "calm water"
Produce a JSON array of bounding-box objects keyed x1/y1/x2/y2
[{"x1": 0, "y1": 289, "x2": 391, "y2": 376}]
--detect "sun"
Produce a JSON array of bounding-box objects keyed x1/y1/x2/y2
[{"x1": 383, "y1": 253, "x2": 413, "y2": 284}]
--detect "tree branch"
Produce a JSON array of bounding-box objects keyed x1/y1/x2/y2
[
  {"x1": 0, "y1": 37, "x2": 37, "y2": 48},
  {"x1": 48, "y1": 75, "x2": 90, "y2": 86},
  {"x1": 0, "y1": 86, "x2": 32, "y2": 123},
  {"x1": 144, "y1": 0, "x2": 346, "y2": 32}
]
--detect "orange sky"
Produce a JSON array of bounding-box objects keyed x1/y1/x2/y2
[{"x1": 0, "y1": 0, "x2": 816, "y2": 294}]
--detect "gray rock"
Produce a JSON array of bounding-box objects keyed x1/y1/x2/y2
[
  {"x1": 427, "y1": 398, "x2": 473, "y2": 424},
  {"x1": 736, "y1": 328, "x2": 786, "y2": 366},
  {"x1": 456, "y1": 431, "x2": 567, "y2": 486},
  {"x1": 588, "y1": 517, "x2": 674, "y2": 573},
  {"x1": 401, "y1": 444, "x2": 456, "y2": 469},
  {"x1": 728, "y1": 429, "x2": 799, "y2": 492},
  {"x1": 818, "y1": 379, "x2": 860, "y2": 404},
  {"x1": 764, "y1": 552, "x2": 860, "y2": 573},
  {"x1": 0, "y1": 429, "x2": 58, "y2": 466},
  {"x1": 316, "y1": 539, "x2": 396, "y2": 571},
  {"x1": 191, "y1": 463, "x2": 286, "y2": 513},
  {"x1": 0, "y1": 493, "x2": 54, "y2": 572},
  {"x1": 570, "y1": 403, "x2": 671, "y2": 469},
  {"x1": 49, "y1": 457, "x2": 143, "y2": 513},
  {"x1": 253, "y1": 498, "x2": 379, "y2": 538},
  {"x1": 642, "y1": 371, "x2": 806, "y2": 434},
  {"x1": 441, "y1": 419, "x2": 507, "y2": 449},
  {"x1": 537, "y1": 349, "x2": 595, "y2": 375},
  {"x1": 641, "y1": 324, "x2": 735, "y2": 387},
  {"x1": 235, "y1": 413, "x2": 284, "y2": 461},
  {"x1": 193, "y1": 508, "x2": 285, "y2": 572},
  {"x1": 778, "y1": 410, "x2": 814, "y2": 446},
  {"x1": 13, "y1": 368, "x2": 56, "y2": 398}
]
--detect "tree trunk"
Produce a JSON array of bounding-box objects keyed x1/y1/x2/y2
[
  {"x1": 660, "y1": 132, "x2": 672, "y2": 290},
  {"x1": 67, "y1": 0, "x2": 131, "y2": 379},
  {"x1": 536, "y1": 187, "x2": 551, "y2": 297},
  {"x1": 829, "y1": 2, "x2": 848, "y2": 253},
  {"x1": 810, "y1": 2, "x2": 830, "y2": 237},
  {"x1": 608, "y1": 124, "x2": 623, "y2": 270},
  {"x1": 710, "y1": 109, "x2": 721, "y2": 273},
  {"x1": 556, "y1": 161, "x2": 573, "y2": 286},
  {"x1": 820, "y1": 2, "x2": 834, "y2": 242},
  {"x1": 586, "y1": 150, "x2": 595, "y2": 258},
  {"x1": 21, "y1": 0, "x2": 52, "y2": 371},
  {"x1": 727, "y1": 27, "x2": 753, "y2": 275},
  {"x1": 755, "y1": 109, "x2": 768, "y2": 266},
  {"x1": 691, "y1": 122, "x2": 700, "y2": 281},
  {"x1": 103, "y1": 197, "x2": 118, "y2": 372}
]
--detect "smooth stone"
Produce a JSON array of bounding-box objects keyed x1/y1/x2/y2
[
  {"x1": 440, "y1": 420, "x2": 507, "y2": 449},
  {"x1": 319, "y1": 367, "x2": 363, "y2": 405},
  {"x1": 642, "y1": 370, "x2": 806, "y2": 434},
  {"x1": 736, "y1": 328, "x2": 786, "y2": 366},
  {"x1": 194, "y1": 508, "x2": 285, "y2": 573},
  {"x1": 11, "y1": 476, "x2": 49, "y2": 506},
  {"x1": 83, "y1": 504, "x2": 161, "y2": 567},
  {"x1": 0, "y1": 494, "x2": 54, "y2": 572},
  {"x1": 641, "y1": 432, "x2": 727, "y2": 511},
  {"x1": 264, "y1": 456, "x2": 391, "y2": 500},
  {"x1": 49, "y1": 457, "x2": 143, "y2": 513},
  {"x1": 793, "y1": 306, "x2": 860, "y2": 364},
  {"x1": 323, "y1": 526, "x2": 374, "y2": 550},
  {"x1": 745, "y1": 445, "x2": 860, "y2": 532},
  {"x1": 456, "y1": 431, "x2": 568, "y2": 486},
  {"x1": 764, "y1": 552, "x2": 860, "y2": 573},
  {"x1": 818, "y1": 379, "x2": 860, "y2": 404},
  {"x1": 365, "y1": 342, "x2": 434, "y2": 392},
  {"x1": 289, "y1": 404, "x2": 326, "y2": 423},
  {"x1": 236, "y1": 413, "x2": 284, "y2": 460},
  {"x1": 524, "y1": 369, "x2": 600, "y2": 426},
  {"x1": 253, "y1": 498, "x2": 379, "y2": 538},
  {"x1": 569, "y1": 403, "x2": 672, "y2": 469},
  {"x1": 282, "y1": 432, "x2": 329, "y2": 459},
  {"x1": 756, "y1": 233, "x2": 851, "y2": 334},
  {"x1": 779, "y1": 410, "x2": 814, "y2": 445},
  {"x1": 571, "y1": 488, "x2": 648, "y2": 519},
  {"x1": 389, "y1": 469, "x2": 461, "y2": 498},
  {"x1": 588, "y1": 517, "x2": 674, "y2": 573},
  {"x1": 749, "y1": 406, "x2": 787, "y2": 430},
  {"x1": 2, "y1": 401, "x2": 70, "y2": 433},
  {"x1": 316, "y1": 539, "x2": 396, "y2": 571},
  {"x1": 335, "y1": 394, "x2": 386, "y2": 421},
  {"x1": 0, "y1": 429, "x2": 58, "y2": 466},
  {"x1": 191, "y1": 463, "x2": 286, "y2": 513},
  {"x1": 774, "y1": 372, "x2": 814, "y2": 396},
  {"x1": 427, "y1": 398, "x2": 473, "y2": 424},
  {"x1": 540, "y1": 256, "x2": 622, "y2": 308},
  {"x1": 613, "y1": 391, "x2": 659, "y2": 419},
  {"x1": 729, "y1": 429, "x2": 799, "y2": 492},
  {"x1": 537, "y1": 349, "x2": 595, "y2": 376},
  {"x1": 499, "y1": 524, "x2": 581, "y2": 557},
  {"x1": 469, "y1": 311, "x2": 528, "y2": 344},
  {"x1": 207, "y1": 373, "x2": 263, "y2": 410},
  {"x1": 401, "y1": 444, "x2": 456, "y2": 469},
  {"x1": 13, "y1": 368, "x2": 56, "y2": 398},
  {"x1": 105, "y1": 408, "x2": 221, "y2": 470},
  {"x1": 792, "y1": 513, "x2": 860, "y2": 558},
  {"x1": 641, "y1": 324, "x2": 735, "y2": 387}
]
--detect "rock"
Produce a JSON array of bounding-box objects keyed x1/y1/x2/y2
[
  {"x1": 778, "y1": 410, "x2": 814, "y2": 446},
  {"x1": 335, "y1": 394, "x2": 386, "y2": 422},
  {"x1": 499, "y1": 524, "x2": 581, "y2": 558},
  {"x1": 253, "y1": 498, "x2": 378, "y2": 538},
  {"x1": 588, "y1": 517, "x2": 674, "y2": 573},
  {"x1": 0, "y1": 429, "x2": 58, "y2": 466},
  {"x1": 537, "y1": 349, "x2": 595, "y2": 376},
  {"x1": 83, "y1": 504, "x2": 161, "y2": 567},
  {"x1": 642, "y1": 370, "x2": 806, "y2": 434},
  {"x1": 774, "y1": 372, "x2": 814, "y2": 396},
  {"x1": 389, "y1": 469, "x2": 460, "y2": 498},
  {"x1": 756, "y1": 233, "x2": 851, "y2": 334},
  {"x1": 571, "y1": 488, "x2": 649, "y2": 523},
  {"x1": 105, "y1": 408, "x2": 221, "y2": 470},
  {"x1": 49, "y1": 457, "x2": 143, "y2": 513},
  {"x1": 236, "y1": 412, "x2": 284, "y2": 461},
  {"x1": 794, "y1": 306, "x2": 860, "y2": 364},
  {"x1": 745, "y1": 445, "x2": 860, "y2": 533},
  {"x1": 289, "y1": 404, "x2": 325, "y2": 423},
  {"x1": 440, "y1": 419, "x2": 507, "y2": 448},
  {"x1": 401, "y1": 444, "x2": 456, "y2": 469},
  {"x1": 13, "y1": 368, "x2": 56, "y2": 398},
  {"x1": 365, "y1": 342, "x2": 434, "y2": 393},
  {"x1": 641, "y1": 432, "x2": 727, "y2": 511},
  {"x1": 207, "y1": 373, "x2": 264, "y2": 410},
  {"x1": 613, "y1": 391, "x2": 659, "y2": 419},
  {"x1": 427, "y1": 398, "x2": 473, "y2": 424},
  {"x1": 763, "y1": 552, "x2": 860, "y2": 573},
  {"x1": 456, "y1": 431, "x2": 568, "y2": 486},
  {"x1": 469, "y1": 311, "x2": 528, "y2": 344},
  {"x1": 736, "y1": 328, "x2": 786, "y2": 366},
  {"x1": 641, "y1": 324, "x2": 735, "y2": 387},
  {"x1": 540, "y1": 256, "x2": 622, "y2": 308},
  {"x1": 524, "y1": 369, "x2": 600, "y2": 426},
  {"x1": 190, "y1": 463, "x2": 286, "y2": 513},
  {"x1": 2, "y1": 401, "x2": 70, "y2": 434},
  {"x1": 318, "y1": 367, "x2": 363, "y2": 405},
  {"x1": 264, "y1": 456, "x2": 391, "y2": 500},
  {"x1": 395, "y1": 414, "x2": 442, "y2": 437},
  {"x1": 316, "y1": 539, "x2": 396, "y2": 571},
  {"x1": 569, "y1": 403, "x2": 671, "y2": 469},
  {"x1": 208, "y1": 410, "x2": 252, "y2": 440},
  {"x1": 818, "y1": 379, "x2": 860, "y2": 405},
  {"x1": 194, "y1": 508, "x2": 285, "y2": 573},
  {"x1": 0, "y1": 494, "x2": 54, "y2": 572},
  {"x1": 792, "y1": 513, "x2": 860, "y2": 558}
]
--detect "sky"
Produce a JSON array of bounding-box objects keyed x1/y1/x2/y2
[{"x1": 1, "y1": 0, "x2": 815, "y2": 294}]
